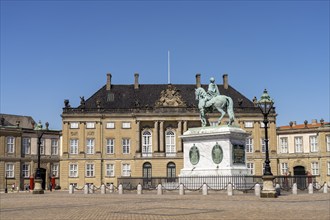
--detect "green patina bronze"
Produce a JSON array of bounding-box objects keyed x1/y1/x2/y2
[
  {"x1": 212, "y1": 142, "x2": 223, "y2": 164},
  {"x1": 189, "y1": 144, "x2": 200, "y2": 165}
]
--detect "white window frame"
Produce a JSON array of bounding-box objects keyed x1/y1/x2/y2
[
  {"x1": 122, "y1": 122, "x2": 131, "y2": 129},
  {"x1": 51, "y1": 163, "x2": 59, "y2": 177},
  {"x1": 106, "y1": 164, "x2": 115, "y2": 177},
  {"x1": 280, "y1": 163, "x2": 289, "y2": 175},
  {"x1": 51, "y1": 139, "x2": 59, "y2": 155},
  {"x1": 327, "y1": 135, "x2": 330, "y2": 152},
  {"x1": 86, "y1": 122, "x2": 95, "y2": 129},
  {"x1": 106, "y1": 139, "x2": 115, "y2": 154},
  {"x1": 244, "y1": 121, "x2": 253, "y2": 128},
  {"x1": 7, "y1": 136, "x2": 15, "y2": 153},
  {"x1": 5, "y1": 163, "x2": 14, "y2": 178},
  {"x1": 142, "y1": 130, "x2": 152, "y2": 157},
  {"x1": 70, "y1": 122, "x2": 79, "y2": 129},
  {"x1": 311, "y1": 162, "x2": 319, "y2": 175},
  {"x1": 309, "y1": 136, "x2": 318, "y2": 152},
  {"x1": 165, "y1": 130, "x2": 176, "y2": 156},
  {"x1": 86, "y1": 163, "x2": 95, "y2": 177},
  {"x1": 122, "y1": 163, "x2": 131, "y2": 176},
  {"x1": 40, "y1": 139, "x2": 45, "y2": 155},
  {"x1": 245, "y1": 137, "x2": 253, "y2": 153},
  {"x1": 261, "y1": 138, "x2": 266, "y2": 153},
  {"x1": 86, "y1": 138, "x2": 95, "y2": 154},
  {"x1": 106, "y1": 122, "x2": 115, "y2": 129},
  {"x1": 69, "y1": 163, "x2": 78, "y2": 177},
  {"x1": 70, "y1": 139, "x2": 79, "y2": 154},
  {"x1": 209, "y1": 121, "x2": 218, "y2": 127},
  {"x1": 22, "y1": 137, "x2": 31, "y2": 154},
  {"x1": 22, "y1": 163, "x2": 30, "y2": 178},
  {"x1": 327, "y1": 161, "x2": 330, "y2": 176},
  {"x1": 294, "y1": 137, "x2": 303, "y2": 153},
  {"x1": 122, "y1": 138, "x2": 130, "y2": 154},
  {"x1": 280, "y1": 137, "x2": 288, "y2": 153},
  {"x1": 246, "y1": 162, "x2": 254, "y2": 175}
]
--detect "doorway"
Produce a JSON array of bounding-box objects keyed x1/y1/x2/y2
[{"x1": 293, "y1": 166, "x2": 306, "y2": 189}]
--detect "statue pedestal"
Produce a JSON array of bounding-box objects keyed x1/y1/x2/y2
[
  {"x1": 179, "y1": 126, "x2": 250, "y2": 188},
  {"x1": 33, "y1": 178, "x2": 44, "y2": 194},
  {"x1": 260, "y1": 175, "x2": 277, "y2": 198}
]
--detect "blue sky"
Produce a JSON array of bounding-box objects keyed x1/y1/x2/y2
[{"x1": 1, "y1": 0, "x2": 329, "y2": 130}]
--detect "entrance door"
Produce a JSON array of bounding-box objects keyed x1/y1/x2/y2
[
  {"x1": 293, "y1": 166, "x2": 306, "y2": 189},
  {"x1": 142, "y1": 162, "x2": 152, "y2": 188}
]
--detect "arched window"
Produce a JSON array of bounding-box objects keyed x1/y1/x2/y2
[
  {"x1": 142, "y1": 130, "x2": 152, "y2": 157},
  {"x1": 167, "y1": 162, "x2": 176, "y2": 182},
  {"x1": 143, "y1": 162, "x2": 152, "y2": 187},
  {"x1": 165, "y1": 130, "x2": 176, "y2": 156}
]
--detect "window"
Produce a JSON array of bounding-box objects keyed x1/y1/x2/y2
[
  {"x1": 260, "y1": 122, "x2": 268, "y2": 128},
  {"x1": 22, "y1": 137, "x2": 31, "y2": 154},
  {"x1": 261, "y1": 139, "x2": 266, "y2": 153},
  {"x1": 311, "y1": 162, "x2": 319, "y2": 175},
  {"x1": 86, "y1": 164, "x2": 94, "y2": 177},
  {"x1": 7, "y1": 136, "x2": 15, "y2": 153},
  {"x1": 210, "y1": 121, "x2": 218, "y2": 127},
  {"x1": 69, "y1": 164, "x2": 78, "y2": 177},
  {"x1": 142, "y1": 130, "x2": 152, "y2": 157},
  {"x1": 86, "y1": 122, "x2": 95, "y2": 129},
  {"x1": 165, "y1": 130, "x2": 176, "y2": 156},
  {"x1": 106, "y1": 164, "x2": 115, "y2": 177},
  {"x1": 122, "y1": 122, "x2": 131, "y2": 129},
  {"x1": 294, "y1": 137, "x2": 303, "y2": 153},
  {"x1": 280, "y1": 137, "x2": 288, "y2": 153},
  {"x1": 167, "y1": 162, "x2": 176, "y2": 181},
  {"x1": 122, "y1": 139, "x2": 130, "y2": 154},
  {"x1": 245, "y1": 138, "x2": 253, "y2": 153},
  {"x1": 106, "y1": 122, "x2": 115, "y2": 129},
  {"x1": 40, "y1": 139, "x2": 45, "y2": 155},
  {"x1": 309, "y1": 136, "x2": 318, "y2": 152},
  {"x1": 51, "y1": 164, "x2": 59, "y2": 177},
  {"x1": 70, "y1": 139, "x2": 78, "y2": 154},
  {"x1": 106, "y1": 139, "x2": 115, "y2": 154},
  {"x1": 281, "y1": 163, "x2": 289, "y2": 175},
  {"x1": 244, "y1": 121, "x2": 253, "y2": 128},
  {"x1": 122, "y1": 163, "x2": 131, "y2": 176},
  {"x1": 327, "y1": 162, "x2": 330, "y2": 176},
  {"x1": 86, "y1": 139, "x2": 95, "y2": 154},
  {"x1": 246, "y1": 162, "x2": 254, "y2": 175},
  {"x1": 327, "y1": 135, "x2": 330, "y2": 152},
  {"x1": 70, "y1": 122, "x2": 79, "y2": 129},
  {"x1": 5, "y1": 163, "x2": 14, "y2": 178},
  {"x1": 51, "y1": 139, "x2": 59, "y2": 155},
  {"x1": 22, "y1": 164, "x2": 30, "y2": 178}
]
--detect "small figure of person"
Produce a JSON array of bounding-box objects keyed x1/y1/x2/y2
[
  {"x1": 11, "y1": 183, "x2": 15, "y2": 192},
  {"x1": 49, "y1": 182, "x2": 53, "y2": 192},
  {"x1": 207, "y1": 77, "x2": 220, "y2": 98}
]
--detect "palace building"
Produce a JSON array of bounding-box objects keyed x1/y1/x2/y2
[{"x1": 59, "y1": 73, "x2": 278, "y2": 189}]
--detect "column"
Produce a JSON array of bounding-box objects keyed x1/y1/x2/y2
[
  {"x1": 154, "y1": 121, "x2": 159, "y2": 152},
  {"x1": 136, "y1": 121, "x2": 141, "y2": 153},
  {"x1": 178, "y1": 121, "x2": 183, "y2": 152},
  {"x1": 183, "y1": 121, "x2": 188, "y2": 132},
  {"x1": 159, "y1": 121, "x2": 164, "y2": 152}
]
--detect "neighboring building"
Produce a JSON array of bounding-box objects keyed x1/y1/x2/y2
[
  {"x1": 0, "y1": 114, "x2": 61, "y2": 191},
  {"x1": 60, "y1": 73, "x2": 278, "y2": 189},
  {"x1": 277, "y1": 119, "x2": 330, "y2": 184}
]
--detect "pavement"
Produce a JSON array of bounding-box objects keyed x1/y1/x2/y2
[{"x1": 0, "y1": 190, "x2": 329, "y2": 220}]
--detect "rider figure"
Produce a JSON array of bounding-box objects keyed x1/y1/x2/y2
[{"x1": 204, "y1": 77, "x2": 220, "y2": 107}]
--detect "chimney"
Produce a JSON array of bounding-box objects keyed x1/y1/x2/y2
[
  {"x1": 134, "y1": 73, "x2": 139, "y2": 89},
  {"x1": 106, "y1": 73, "x2": 112, "y2": 91},
  {"x1": 223, "y1": 74, "x2": 228, "y2": 89},
  {"x1": 196, "y1": 73, "x2": 201, "y2": 88},
  {"x1": 311, "y1": 119, "x2": 317, "y2": 125}
]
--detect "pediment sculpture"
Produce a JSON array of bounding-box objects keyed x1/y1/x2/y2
[{"x1": 155, "y1": 85, "x2": 186, "y2": 107}]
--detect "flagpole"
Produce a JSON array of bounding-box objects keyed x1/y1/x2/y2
[{"x1": 168, "y1": 50, "x2": 170, "y2": 84}]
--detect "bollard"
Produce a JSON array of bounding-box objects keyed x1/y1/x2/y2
[
  {"x1": 157, "y1": 184, "x2": 163, "y2": 195},
  {"x1": 89, "y1": 184, "x2": 94, "y2": 194},
  {"x1": 69, "y1": 184, "x2": 74, "y2": 194},
  {"x1": 255, "y1": 183, "x2": 261, "y2": 197},
  {"x1": 137, "y1": 183, "x2": 142, "y2": 195},
  {"x1": 84, "y1": 184, "x2": 89, "y2": 194},
  {"x1": 275, "y1": 183, "x2": 281, "y2": 196},
  {"x1": 227, "y1": 183, "x2": 233, "y2": 196},
  {"x1": 109, "y1": 183, "x2": 114, "y2": 193},
  {"x1": 179, "y1": 183, "x2": 185, "y2": 195},
  {"x1": 308, "y1": 183, "x2": 313, "y2": 194},
  {"x1": 118, "y1": 184, "x2": 123, "y2": 194},
  {"x1": 101, "y1": 184, "x2": 106, "y2": 194},
  {"x1": 202, "y1": 183, "x2": 208, "y2": 196},
  {"x1": 292, "y1": 183, "x2": 297, "y2": 195},
  {"x1": 323, "y1": 183, "x2": 328, "y2": 194}
]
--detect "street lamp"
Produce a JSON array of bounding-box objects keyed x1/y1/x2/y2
[
  {"x1": 257, "y1": 89, "x2": 277, "y2": 198},
  {"x1": 33, "y1": 120, "x2": 45, "y2": 194}
]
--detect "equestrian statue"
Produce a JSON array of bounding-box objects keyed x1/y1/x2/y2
[{"x1": 195, "y1": 77, "x2": 235, "y2": 127}]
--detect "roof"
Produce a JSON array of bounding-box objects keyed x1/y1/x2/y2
[
  {"x1": 278, "y1": 122, "x2": 330, "y2": 130},
  {"x1": 69, "y1": 84, "x2": 258, "y2": 113},
  {"x1": 0, "y1": 113, "x2": 36, "y2": 129}
]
